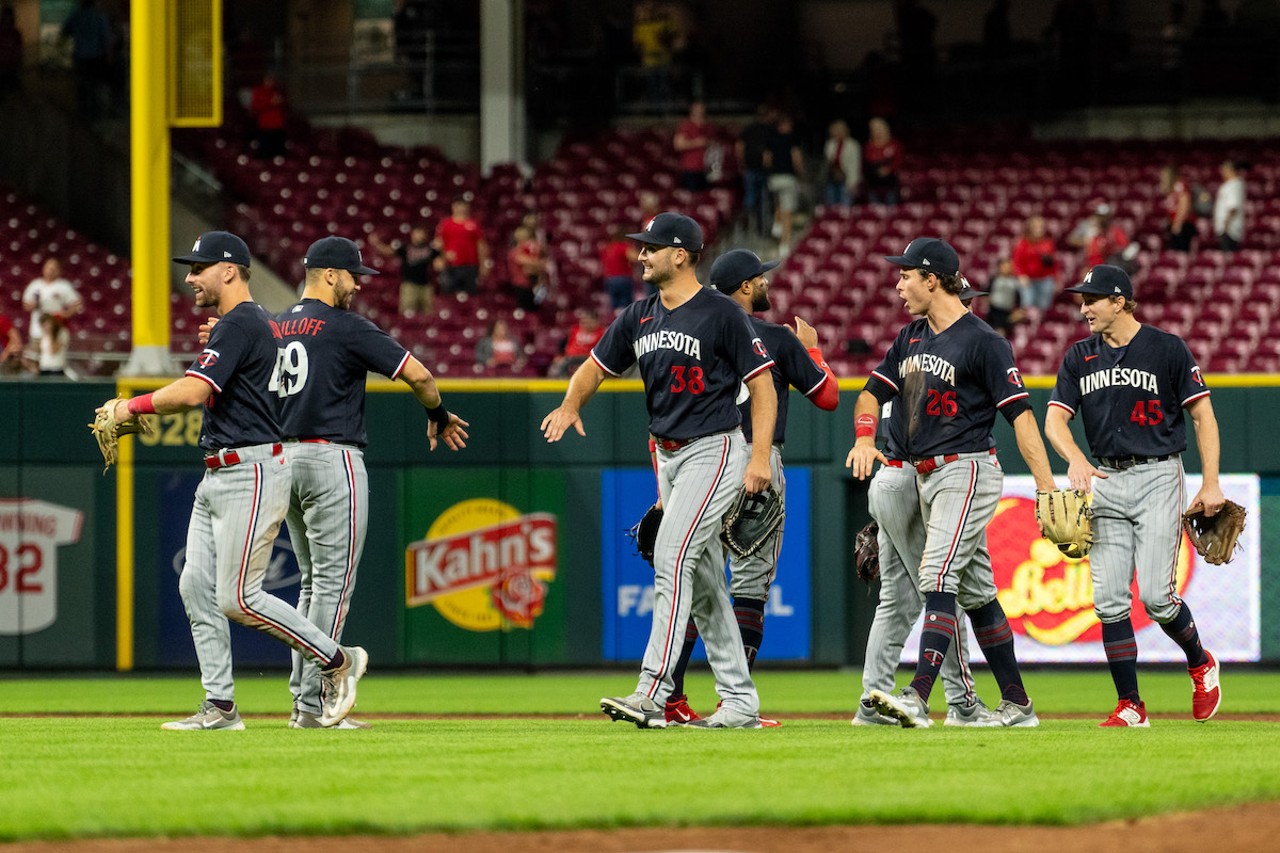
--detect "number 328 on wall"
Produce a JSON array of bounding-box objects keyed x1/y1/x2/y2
[{"x1": 138, "y1": 410, "x2": 203, "y2": 447}]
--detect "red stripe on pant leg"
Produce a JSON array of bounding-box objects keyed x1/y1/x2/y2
[
  {"x1": 648, "y1": 435, "x2": 731, "y2": 700},
  {"x1": 330, "y1": 450, "x2": 359, "y2": 637},
  {"x1": 932, "y1": 461, "x2": 979, "y2": 592},
  {"x1": 234, "y1": 464, "x2": 326, "y2": 659}
]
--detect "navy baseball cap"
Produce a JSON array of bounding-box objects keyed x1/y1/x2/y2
[
  {"x1": 883, "y1": 237, "x2": 960, "y2": 277},
  {"x1": 1066, "y1": 264, "x2": 1133, "y2": 299},
  {"x1": 626, "y1": 212, "x2": 704, "y2": 252},
  {"x1": 303, "y1": 236, "x2": 380, "y2": 275},
  {"x1": 710, "y1": 249, "x2": 780, "y2": 293},
  {"x1": 173, "y1": 231, "x2": 251, "y2": 266},
  {"x1": 958, "y1": 276, "x2": 987, "y2": 300}
]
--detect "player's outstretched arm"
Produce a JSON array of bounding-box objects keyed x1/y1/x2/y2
[
  {"x1": 541, "y1": 358, "x2": 605, "y2": 442},
  {"x1": 1043, "y1": 405, "x2": 1107, "y2": 492},
  {"x1": 399, "y1": 356, "x2": 470, "y2": 451},
  {"x1": 789, "y1": 316, "x2": 840, "y2": 411},
  {"x1": 844, "y1": 390, "x2": 887, "y2": 480},
  {"x1": 1011, "y1": 409, "x2": 1057, "y2": 492},
  {"x1": 1186, "y1": 396, "x2": 1225, "y2": 515},
  {"x1": 744, "y1": 371, "x2": 777, "y2": 494}
]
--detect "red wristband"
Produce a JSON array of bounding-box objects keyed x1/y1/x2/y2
[
  {"x1": 128, "y1": 393, "x2": 157, "y2": 415},
  {"x1": 855, "y1": 413, "x2": 877, "y2": 439},
  {"x1": 648, "y1": 438, "x2": 657, "y2": 453}
]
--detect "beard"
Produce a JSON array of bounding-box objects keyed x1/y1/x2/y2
[{"x1": 751, "y1": 291, "x2": 771, "y2": 312}]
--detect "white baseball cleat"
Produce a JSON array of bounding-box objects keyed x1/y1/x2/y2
[
  {"x1": 161, "y1": 700, "x2": 245, "y2": 731},
  {"x1": 319, "y1": 645, "x2": 368, "y2": 726}
]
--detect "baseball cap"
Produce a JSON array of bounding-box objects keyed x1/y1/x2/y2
[
  {"x1": 1066, "y1": 264, "x2": 1134, "y2": 299},
  {"x1": 882, "y1": 237, "x2": 960, "y2": 276},
  {"x1": 303, "y1": 236, "x2": 380, "y2": 275},
  {"x1": 709, "y1": 249, "x2": 780, "y2": 293},
  {"x1": 173, "y1": 231, "x2": 251, "y2": 266},
  {"x1": 958, "y1": 276, "x2": 987, "y2": 300},
  {"x1": 626, "y1": 212, "x2": 704, "y2": 252}
]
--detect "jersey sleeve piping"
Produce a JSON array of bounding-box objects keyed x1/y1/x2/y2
[
  {"x1": 185, "y1": 370, "x2": 221, "y2": 393},
  {"x1": 996, "y1": 390, "x2": 1030, "y2": 408},
  {"x1": 1047, "y1": 399, "x2": 1076, "y2": 416},
  {"x1": 743, "y1": 359, "x2": 776, "y2": 382},
  {"x1": 389, "y1": 351, "x2": 411, "y2": 380},
  {"x1": 590, "y1": 350, "x2": 623, "y2": 377},
  {"x1": 870, "y1": 369, "x2": 899, "y2": 393},
  {"x1": 1182, "y1": 388, "x2": 1211, "y2": 406}
]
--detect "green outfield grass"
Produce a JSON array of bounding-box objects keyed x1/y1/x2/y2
[{"x1": 0, "y1": 669, "x2": 1276, "y2": 840}]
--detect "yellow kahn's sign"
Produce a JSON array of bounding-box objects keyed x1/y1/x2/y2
[{"x1": 405, "y1": 498, "x2": 557, "y2": 631}]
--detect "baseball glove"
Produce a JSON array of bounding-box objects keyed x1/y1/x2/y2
[
  {"x1": 1034, "y1": 488, "x2": 1093, "y2": 559},
  {"x1": 854, "y1": 519, "x2": 880, "y2": 583},
  {"x1": 720, "y1": 486, "x2": 785, "y2": 559},
  {"x1": 88, "y1": 397, "x2": 156, "y2": 474},
  {"x1": 1183, "y1": 499, "x2": 1247, "y2": 565},
  {"x1": 625, "y1": 503, "x2": 663, "y2": 568}
]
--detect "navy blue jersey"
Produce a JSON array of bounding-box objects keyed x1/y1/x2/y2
[
  {"x1": 879, "y1": 398, "x2": 908, "y2": 460},
  {"x1": 185, "y1": 302, "x2": 282, "y2": 451},
  {"x1": 864, "y1": 312, "x2": 1031, "y2": 458},
  {"x1": 591, "y1": 289, "x2": 774, "y2": 440},
  {"x1": 738, "y1": 317, "x2": 829, "y2": 444},
  {"x1": 271, "y1": 299, "x2": 411, "y2": 446},
  {"x1": 1049, "y1": 323, "x2": 1209, "y2": 458}
]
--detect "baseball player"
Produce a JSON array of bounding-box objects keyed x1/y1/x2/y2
[
  {"x1": 856, "y1": 282, "x2": 993, "y2": 727},
  {"x1": 846, "y1": 237, "x2": 1057, "y2": 728},
  {"x1": 1043, "y1": 264, "x2": 1222, "y2": 727},
  {"x1": 275, "y1": 236, "x2": 468, "y2": 729},
  {"x1": 661, "y1": 248, "x2": 838, "y2": 726},
  {"x1": 103, "y1": 231, "x2": 367, "y2": 731},
  {"x1": 541, "y1": 213, "x2": 778, "y2": 729}
]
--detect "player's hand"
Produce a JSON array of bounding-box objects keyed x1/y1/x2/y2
[
  {"x1": 540, "y1": 406, "x2": 585, "y2": 442},
  {"x1": 788, "y1": 316, "x2": 818, "y2": 348},
  {"x1": 100, "y1": 399, "x2": 131, "y2": 424},
  {"x1": 1187, "y1": 483, "x2": 1226, "y2": 517},
  {"x1": 845, "y1": 443, "x2": 887, "y2": 481},
  {"x1": 743, "y1": 458, "x2": 771, "y2": 494},
  {"x1": 428, "y1": 414, "x2": 470, "y2": 452},
  {"x1": 197, "y1": 317, "x2": 219, "y2": 345},
  {"x1": 1066, "y1": 457, "x2": 1107, "y2": 493}
]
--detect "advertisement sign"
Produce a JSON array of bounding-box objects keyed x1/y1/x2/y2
[
  {"x1": 0, "y1": 499, "x2": 84, "y2": 636},
  {"x1": 602, "y1": 467, "x2": 811, "y2": 661},
  {"x1": 901, "y1": 474, "x2": 1261, "y2": 663},
  {"x1": 405, "y1": 498, "x2": 558, "y2": 631}
]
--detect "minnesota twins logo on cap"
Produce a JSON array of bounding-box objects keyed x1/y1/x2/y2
[
  {"x1": 1065, "y1": 264, "x2": 1133, "y2": 299},
  {"x1": 173, "y1": 230, "x2": 252, "y2": 267},
  {"x1": 626, "y1": 212, "x2": 704, "y2": 252},
  {"x1": 882, "y1": 237, "x2": 960, "y2": 276}
]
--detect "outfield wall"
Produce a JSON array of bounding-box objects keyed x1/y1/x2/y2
[{"x1": 0, "y1": 378, "x2": 1276, "y2": 670}]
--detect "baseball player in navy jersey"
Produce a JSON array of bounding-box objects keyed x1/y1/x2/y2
[
  {"x1": 1044, "y1": 264, "x2": 1223, "y2": 727},
  {"x1": 100, "y1": 231, "x2": 367, "y2": 730},
  {"x1": 846, "y1": 237, "x2": 1057, "y2": 728},
  {"x1": 541, "y1": 213, "x2": 778, "y2": 729},
  {"x1": 274, "y1": 236, "x2": 468, "y2": 729},
  {"x1": 659, "y1": 248, "x2": 839, "y2": 726},
  {"x1": 855, "y1": 282, "x2": 992, "y2": 727}
]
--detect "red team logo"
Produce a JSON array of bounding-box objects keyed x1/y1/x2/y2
[
  {"x1": 196, "y1": 350, "x2": 220, "y2": 368},
  {"x1": 1005, "y1": 366, "x2": 1023, "y2": 387},
  {"x1": 988, "y1": 497, "x2": 1193, "y2": 644}
]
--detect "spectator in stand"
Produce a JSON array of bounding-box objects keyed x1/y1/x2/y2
[
  {"x1": 1160, "y1": 164, "x2": 1196, "y2": 252},
  {"x1": 737, "y1": 104, "x2": 775, "y2": 235},
  {"x1": 436, "y1": 197, "x2": 489, "y2": 295},
  {"x1": 1011, "y1": 215, "x2": 1059, "y2": 322},
  {"x1": 600, "y1": 226, "x2": 640, "y2": 311},
  {"x1": 674, "y1": 100, "x2": 712, "y2": 192},
  {"x1": 822, "y1": 119, "x2": 862, "y2": 207},
  {"x1": 61, "y1": 0, "x2": 111, "y2": 121},
  {"x1": 36, "y1": 313, "x2": 71, "y2": 377},
  {"x1": 369, "y1": 226, "x2": 441, "y2": 317},
  {"x1": 23, "y1": 259, "x2": 82, "y2": 359},
  {"x1": 249, "y1": 72, "x2": 288, "y2": 160},
  {"x1": 1213, "y1": 158, "x2": 1246, "y2": 252},
  {"x1": 0, "y1": 6, "x2": 24, "y2": 96},
  {"x1": 548, "y1": 311, "x2": 605, "y2": 378},
  {"x1": 507, "y1": 224, "x2": 548, "y2": 311},
  {"x1": 765, "y1": 113, "x2": 805, "y2": 255},
  {"x1": 864, "y1": 117, "x2": 903, "y2": 206},
  {"x1": 1068, "y1": 201, "x2": 1131, "y2": 271},
  {"x1": 984, "y1": 256, "x2": 1024, "y2": 339},
  {"x1": 0, "y1": 307, "x2": 23, "y2": 372},
  {"x1": 475, "y1": 317, "x2": 523, "y2": 371}
]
